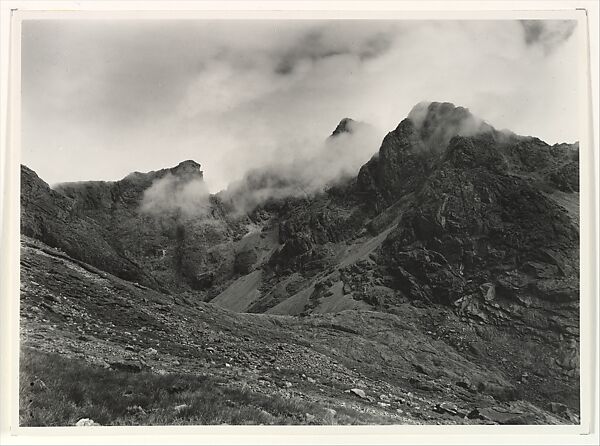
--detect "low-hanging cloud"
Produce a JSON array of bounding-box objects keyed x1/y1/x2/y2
[
  {"x1": 407, "y1": 101, "x2": 496, "y2": 153},
  {"x1": 274, "y1": 28, "x2": 394, "y2": 75},
  {"x1": 140, "y1": 172, "x2": 211, "y2": 218},
  {"x1": 520, "y1": 20, "x2": 577, "y2": 54},
  {"x1": 221, "y1": 119, "x2": 382, "y2": 214},
  {"x1": 22, "y1": 20, "x2": 580, "y2": 191}
]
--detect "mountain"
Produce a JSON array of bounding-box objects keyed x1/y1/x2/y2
[
  {"x1": 20, "y1": 102, "x2": 580, "y2": 425},
  {"x1": 22, "y1": 159, "x2": 252, "y2": 294},
  {"x1": 330, "y1": 117, "x2": 361, "y2": 136}
]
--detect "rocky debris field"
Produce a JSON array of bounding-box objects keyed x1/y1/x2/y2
[{"x1": 20, "y1": 236, "x2": 578, "y2": 425}]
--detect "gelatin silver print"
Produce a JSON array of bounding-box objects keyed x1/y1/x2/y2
[{"x1": 18, "y1": 18, "x2": 581, "y2": 427}]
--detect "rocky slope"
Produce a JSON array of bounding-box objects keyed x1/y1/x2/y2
[
  {"x1": 20, "y1": 101, "x2": 580, "y2": 425},
  {"x1": 20, "y1": 236, "x2": 577, "y2": 425}
]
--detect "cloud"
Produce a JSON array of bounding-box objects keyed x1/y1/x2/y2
[
  {"x1": 407, "y1": 101, "x2": 496, "y2": 152},
  {"x1": 221, "y1": 119, "x2": 382, "y2": 214},
  {"x1": 273, "y1": 27, "x2": 395, "y2": 75},
  {"x1": 21, "y1": 20, "x2": 579, "y2": 191},
  {"x1": 140, "y1": 172, "x2": 211, "y2": 218},
  {"x1": 520, "y1": 20, "x2": 577, "y2": 54}
]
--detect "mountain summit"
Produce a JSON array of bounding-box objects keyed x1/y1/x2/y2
[
  {"x1": 331, "y1": 117, "x2": 358, "y2": 136},
  {"x1": 407, "y1": 101, "x2": 495, "y2": 151},
  {"x1": 357, "y1": 101, "x2": 576, "y2": 205}
]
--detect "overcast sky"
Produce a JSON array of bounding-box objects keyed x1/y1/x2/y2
[{"x1": 22, "y1": 19, "x2": 579, "y2": 192}]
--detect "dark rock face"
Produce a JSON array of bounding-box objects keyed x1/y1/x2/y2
[
  {"x1": 21, "y1": 161, "x2": 247, "y2": 294},
  {"x1": 351, "y1": 103, "x2": 578, "y2": 414},
  {"x1": 20, "y1": 101, "x2": 580, "y2": 423},
  {"x1": 357, "y1": 118, "x2": 429, "y2": 206},
  {"x1": 270, "y1": 198, "x2": 366, "y2": 273},
  {"x1": 20, "y1": 166, "x2": 156, "y2": 286}
]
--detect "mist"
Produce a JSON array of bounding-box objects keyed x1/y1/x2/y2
[
  {"x1": 21, "y1": 20, "x2": 579, "y2": 192},
  {"x1": 221, "y1": 119, "x2": 381, "y2": 214},
  {"x1": 406, "y1": 101, "x2": 497, "y2": 153},
  {"x1": 140, "y1": 172, "x2": 211, "y2": 218}
]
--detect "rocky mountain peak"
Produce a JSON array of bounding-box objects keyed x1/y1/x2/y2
[
  {"x1": 168, "y1": 160, "x2": 204, "y2": 181},
  {"x1": 406, "y1": 101, "x2": 495, "y2": 152},
  {"x1": 357, "y1": 100, "x2": 577, "y2": 208},
  {"x1": 331, "y1": 118, "x2": 357, "y2": 136}
]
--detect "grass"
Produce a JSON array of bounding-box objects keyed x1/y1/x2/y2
[{"x1": 20, "y1": 347, "x2": 394, "y2": 426}]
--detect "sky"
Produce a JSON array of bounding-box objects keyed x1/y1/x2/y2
[{"x1": 21, "y1": 19, "x2": 579, "y2": 192}]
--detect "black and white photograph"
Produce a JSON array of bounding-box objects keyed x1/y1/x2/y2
[{"x1": 1, "y1": 3, "x2": 597, "y2": 442}]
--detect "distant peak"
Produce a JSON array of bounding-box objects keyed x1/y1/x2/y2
[
  {"x1": 331, "y1": 118, "x2": 357, "y2": 136},
  {"x1": 175, "y1": 160, "x2": 201, "y2": 169},
  {"x1": 407, "y1": 101, "x2": 475, "y2": 129},
  {"x1": 404, "y1": 101, "x2": 495, "y2": 151},
  {"x1": 170, "y1": 160, "x2": 203, "y2": 178}
]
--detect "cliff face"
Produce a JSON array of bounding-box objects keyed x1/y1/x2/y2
[
  {"x1": 20, "y1": 165, "x2": 158, "y2": 286},
  {"x1": 20, "y1": 101, "x2": 580, "y2": 422},
  {"x1": 21, "y1": 160, "x2": 250, "y2": 294}
]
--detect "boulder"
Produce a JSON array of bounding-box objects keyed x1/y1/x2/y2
[
  {"x1": 75, "y1": 418, "x2": 101, "y2": 427},
  {"x1": 347, "y1": 388, "x2": 367, "y2": 399}
]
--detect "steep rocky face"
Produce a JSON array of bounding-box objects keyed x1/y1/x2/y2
[
  {"x1": 362, "y1": 104, "x2": 579, "y2": 311},
  {"x1": 357, "y1": 118, "x2": 429, "y2": 206},
  {"x1": 20, "y1": 166, "x2": 158, "y2": 287},
  {"x1": 378, "y1": 132, "x2": 578, "y2": 304},
  {"x1": 356, "y1": 102, "x2": 577, "y2": 207},
  {"x1": 357, "y1": 102, "x2": 503, "y2": 206},
  {"x1": 372, "y1": 133, "x2": 579, "y2": 380},
  {"x1": 22, "y1": 161, "x2": 250, "y2": 294}
]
